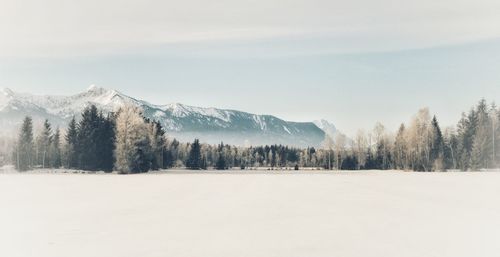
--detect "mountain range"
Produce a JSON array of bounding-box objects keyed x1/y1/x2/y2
[{"x1": 0, "y1": 86, "x2": 337, "y2": 147}]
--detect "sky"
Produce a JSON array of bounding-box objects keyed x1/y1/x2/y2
[{"x1": 1, "y1": 0, "x2": 500, "y2": 135}]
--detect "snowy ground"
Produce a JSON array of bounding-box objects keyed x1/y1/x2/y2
[{"x1": 1, "y1": 170, "x2": 500, "y2": 257}]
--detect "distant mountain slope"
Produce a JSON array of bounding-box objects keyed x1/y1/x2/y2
[{"x1": 0, "y1": 86, "x2": 327, "y2": 147}]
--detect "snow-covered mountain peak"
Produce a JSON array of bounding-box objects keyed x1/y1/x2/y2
[
  {"x1": 86, "y1": 84, "x2": 107, "y2": 92},
  {"x1": 0, "y1": 87, "x2": 328, "y2": 147},
  {"x1": 73, "y1": 86, "x2": 134, "y2": 109},
  {"x1": 82, "y1": 85, "x2": 116, "y2": 97}
]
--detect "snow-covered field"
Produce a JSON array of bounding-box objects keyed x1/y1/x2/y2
[{"x1": 1, "y1": 170, "x2": 500, "y2": 257}]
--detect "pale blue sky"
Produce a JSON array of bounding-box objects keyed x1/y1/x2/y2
[{"x1": 1, "y1": 0, "x2": 500, "y2": 135}]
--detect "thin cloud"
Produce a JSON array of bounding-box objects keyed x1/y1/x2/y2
[{"x1": 1, "y1": 0, "x2": 499, "y2": 57}]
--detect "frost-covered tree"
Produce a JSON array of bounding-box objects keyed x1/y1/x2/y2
[
  {"x1": 50, "y1": 128, "x2": 62, "y2": 168},
  {"x1": 470, "y1": 100, "x2": 493, "y2": 170},
  {"x1": 494, "y1": 106, "x2": 500, "y2": 168},
  {"x1": 36, "y1": 119, "x2": 53, "y2": 168},
  {"x1": 373, "y1": 122, "x2": 392, "y2": 170},
  {"x1": 334, "y1": 133, "x2": 347, "y2": 170},
  {"x1": 405, "y1": 108, "x2": 433, "y2": 171},
  {"x1": 114, "y1": 105, "x2": 151, "y2": 174},
  {"x1": 353, "y1": 130, "x2": 368, "y2": 169},
  {"x1": 457, "y1": 109, "x2": 478, "y2": 170},
  {"x1": 14, "y1": 116, "x2": 35, "y2": 171},
  {"x1": 393, "y1": 124, "x2": 408, "y2": 170},
  {"x1": 321, "y1": 135, "x2": 334, "y2": 170}
]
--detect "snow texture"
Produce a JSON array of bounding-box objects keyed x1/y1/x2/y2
[{"x1": 1, "y1": 170, "x2": 500, "y2": 257}]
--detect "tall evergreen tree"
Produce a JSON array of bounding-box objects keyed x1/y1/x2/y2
[
  {"x1": 65, "y1": 117, "x2": 78, "y2": 168},
  {"x1": 50, "y1": 128, "x2": 62, "y2": 168},
  {"x1": 215, "y1": 142, "x2": 226, "y2": 170},
  {"x1": 77, "y1": 105, "x2": 101, "y2": 170},
  {"x1": 14, "y1": 116, "x2": 35, "y2": 171},
  {"x1": 132, "y1": 135, "x2": 152, "y2": 173},
  {"x1": 430, "y1": 116, "x2": 445, "y2": 171},
  {"x1": 97, "y1": 113, "x2": 116, "y2": 172},
  {"x1": 163, "y1": 139, "x2": 180, "y2": 168},
  {"x1": 186, "y1": 139, "x2": 202, "y2": 170},
  {"x1": 469, "y1": 99, "x2": 493, "y2": 170},
  {"x1": 456, "y1": 111, "x2": 477, "y2": 171},
  {"x1": 37, "y1": 119, "x2": 53, "y2": 168},
  {"x1": 443, "y1": 129, "x2": 459, "y2": 170},
  {"x1": 149, "y1": 121, "x2": 166, "y2": 170}
]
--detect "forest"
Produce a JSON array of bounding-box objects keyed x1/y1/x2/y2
[{"x1": 11, "y1": 99, "x2": 500, "y2": 173}]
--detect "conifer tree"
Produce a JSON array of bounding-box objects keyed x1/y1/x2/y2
[
  {"x1": 430, "y1": 116, "x2": 445, "y2": 171},
  {"x1": 97, "y1": 113, "x2": 116, "y2": 172},
  {"x1": 65, "y1": 117, "x2": 78, "y2": 168},
  {"x1": 443, "y1": 128, "x2": 459, "y2": 170},
  {"x1": 186, "y1": 139, "x2": 202, "y2": 169},
  {"x1": 163, "y1": 141, "x2": 175, "y2": 169},
  {"x1": 149, "y1": 121, "x2": 166, "y2": 170},
  {"x1": 132, "y1": 135, "x2": 152, "y2": 173},
  {"x1": 215, "y1": 142, "x2": 226, "y2": 170},
  {"x1": 458, "y1": 109, "x2": 478, "y2": 170},
  {"x1": 37, "y1": 119, "x2": 53, "y2": 168},
  {"x1": 470, "y1": 99, "x2": 492, "y2": 170},
  {"x1": 201, "y1": 155, "x2": 208, "y2": 170},
  {"x1": 14, "y1": 116, "x2": 35, "y2": 171},
  {"x1": 77, "y1": 105, "x2": 101, "y2": 170},
  {"x1": 50, "y1": 128, "x2": 62, "y2": 168}
]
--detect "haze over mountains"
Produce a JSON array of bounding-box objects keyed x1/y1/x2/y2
[{"x1": 0, "y1": 86, "x2": 337, "y2": 147}]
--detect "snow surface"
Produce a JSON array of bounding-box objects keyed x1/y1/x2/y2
[{"x1": 1, "y1": 170, "x2": 500, "y2": 257}]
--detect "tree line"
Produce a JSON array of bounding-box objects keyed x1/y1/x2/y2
[
  {"x1": 12, "y1": 99, "x2": 500, "y2": 173},
  {"x1": 339, "y1": 99, "x2": 499, "y2": 171}
]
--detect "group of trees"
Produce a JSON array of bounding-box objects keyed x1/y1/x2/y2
[
  {"x1": 114, "y1": 105, "x2": 166, "y2": 173},
  {"x1": 66, "y1": 105, "x2": 116, "y2": 171},
  {"x1": 326, "y1": 100, "x2": 499, "y2": 171},
  {"x1": 182, "y1": 142, "x2": 305, "y2": 170},
  {"x1": 13, "y1": 106, "x2": 115, "y2": 172},
  {"x1": 12, "y1": 99, "x2": 500, "y2": 172},
  {"x1": 13, "y1": 117, "x2": 62, "y2": 171},
  {"x1": 13, "y1": 105, "x2": 166, "y2": 174}
]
